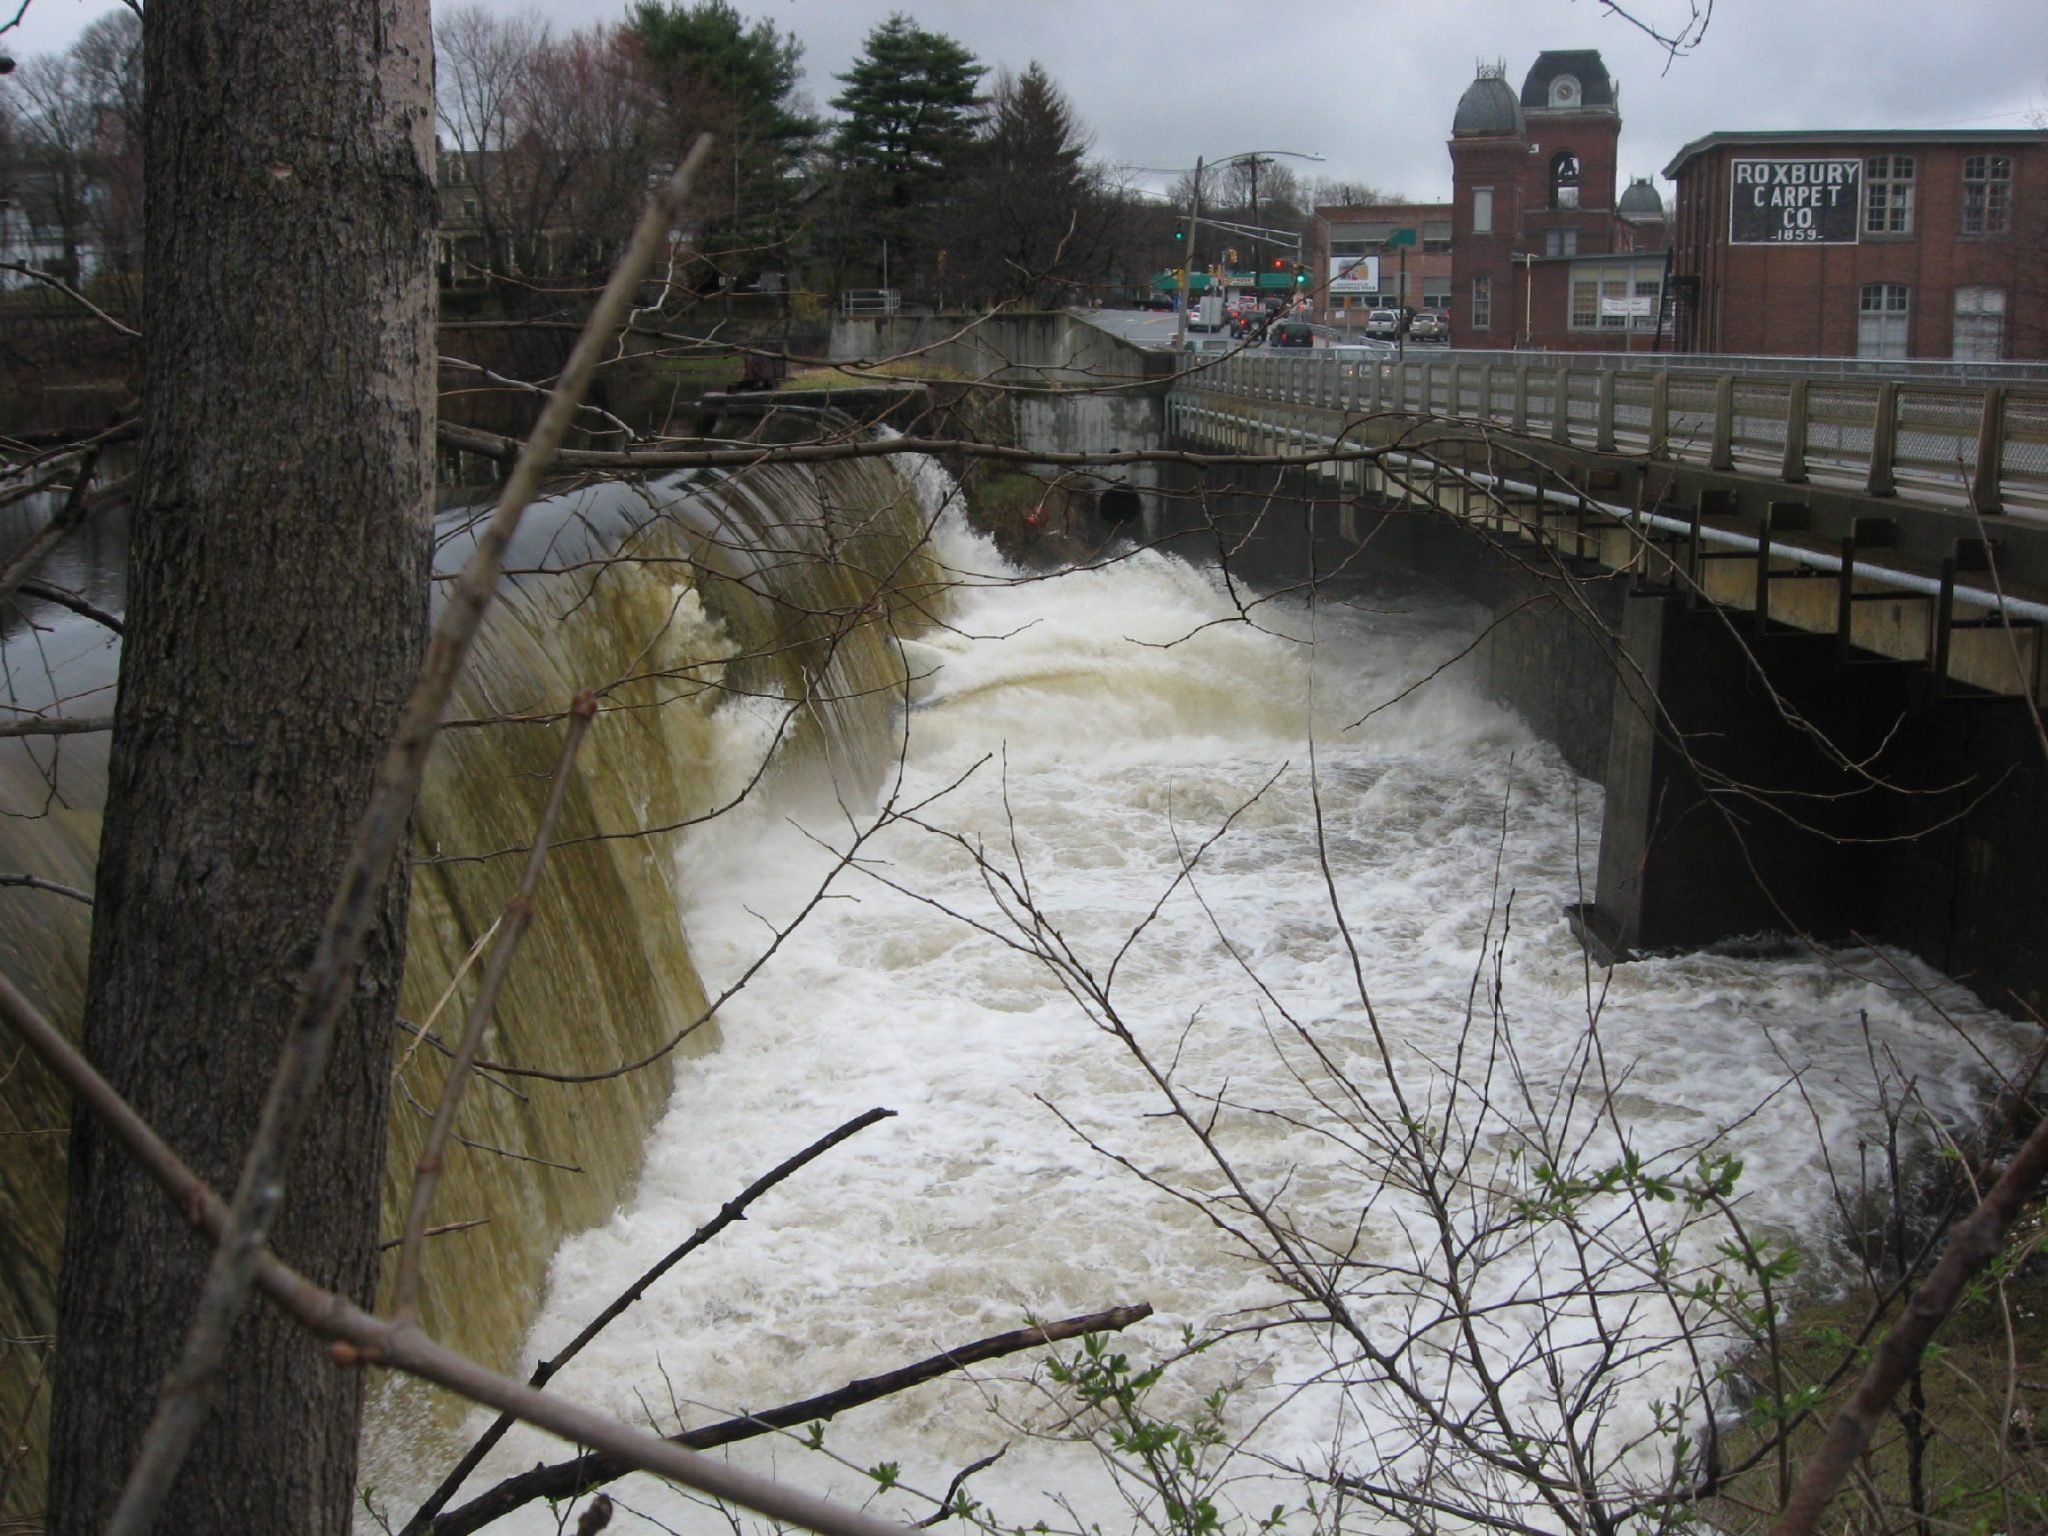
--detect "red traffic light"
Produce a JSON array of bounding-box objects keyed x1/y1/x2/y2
[{"x1": 1269, "y1": 258, "x2": 1285, "y2": 271}]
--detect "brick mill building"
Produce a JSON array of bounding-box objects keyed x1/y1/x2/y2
[{"x1": 1662, "y1": 129, "x2": 2048, "y2": 361}]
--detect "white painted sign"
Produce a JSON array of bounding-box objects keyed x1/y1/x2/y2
[{"x1": 1328, "y1": 255, "x2": 1380, "y2": 294}]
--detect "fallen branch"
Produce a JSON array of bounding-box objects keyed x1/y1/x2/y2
[
  {"x1": 403, "y1": 1105, "x2": 901, "y2": 1534},
  {"x1": 427, "y1": 1303, "x2": 1156, "y2": 1536},
  {"x1": 0, "y1": 965, "x2": 922, "y2": 1536}
]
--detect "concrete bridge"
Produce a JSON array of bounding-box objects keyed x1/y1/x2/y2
[{"x1": 832, "y1": 314, "x2": 2048, "y2": 1021}]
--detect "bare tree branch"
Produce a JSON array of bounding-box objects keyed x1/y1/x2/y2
[
  {"x1": 427, "y1": 1304, "x2": 1156, "y2": 1536},
  {"x1": 0, "y1": 966, "x2": 925, "y2": 1536},
  {"x1": 403, "y1": 1103, "x2": 903, "y2": 1534}
]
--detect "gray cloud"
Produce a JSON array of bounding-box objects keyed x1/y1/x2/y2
[{"x1": 8, "y1": 0, "x2": 2042, "y2": 203}]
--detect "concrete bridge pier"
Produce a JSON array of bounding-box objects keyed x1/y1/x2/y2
[{"x1": 1573, "y1": 585, "x2": 2047, "y2": 1017}]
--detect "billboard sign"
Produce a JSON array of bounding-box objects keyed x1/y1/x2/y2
[
  {"x1": 1729, "y1": 158, "x2": 1861, "y2": 245},
  {"x1": 1329, "y1": 255, "x2": 1380, "y2": 294}
]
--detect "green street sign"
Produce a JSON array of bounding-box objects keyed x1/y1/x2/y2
[{"x1": 1386, "y1": 228, "x2": 1418, "y2": 248}]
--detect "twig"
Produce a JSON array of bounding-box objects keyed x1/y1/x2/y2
[
  {"x1": 0, "y1": 965, "x2": 922, "y2": 1536},
  {"x1": 426, "y1": 1304, "x2": 1155, "y2": 1536},
  {"x1": 0, "y1": 872, "x2": 92, "y2": 905},
  {"x1": 391, "y1": 689, "x2": 597, "y2": 1323},
  {"x1": 0, "y1": 452, "x2": 108, "y2": 615},
  {"x1": 0, "y1": 714, "x2": 112, "y2": 739},
  {"x1": 402, "y1": 1104, "x2": 899, "y2": 1535},
  {"x1": 916, "y1": 1448, "x2": 1007, "y2": 1528},
  {"x1": 101, "y1": 133, "x2": 717, "y2": 1536},
  {"x1": 376, "y1": 1218, "x2": 490, "y2": 1253},
  {"x1": 16, "y1": 578, "x2": 123, "y2": 633},
  {"x1": 0, "y1": 262, "x2": 142, "y2": 337}
]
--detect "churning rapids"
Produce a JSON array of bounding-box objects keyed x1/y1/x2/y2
[{"x1": 359, "y1": 453, "x2": 2025, "y2": 1535}]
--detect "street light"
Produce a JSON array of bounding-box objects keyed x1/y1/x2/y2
[{"x1": 1175, "y1": 148, "x2": 1324, "y2": 352}]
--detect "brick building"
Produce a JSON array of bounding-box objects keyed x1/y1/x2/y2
[
  {"x1": 1446, "y1": 52, "x2": 1670, "y2": 352},
  {"x1": 1310, "y1": 202, "x2": 1454, "y2": 322},
  {"x1": 1663, "y1": 129, "x2": 2048, "y2": 360}
]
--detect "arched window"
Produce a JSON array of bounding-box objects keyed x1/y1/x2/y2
[{"x1": 1550, "y1": 151, "x2": 1581, "y2": 210}]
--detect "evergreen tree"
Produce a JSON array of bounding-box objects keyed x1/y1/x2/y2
[
  {"x1": 628, "y1": 0, "x2": 817, "y2": 289},
  {"x1": 828, "y1": 13, "x2": 985, "y2": 297},
  {"x1": 947, "y1": 62, "x2": 1109, "y2": 307}
]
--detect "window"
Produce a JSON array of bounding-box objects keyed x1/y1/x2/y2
[
  {"x1": 1473, "y1": 187, "x2": 1493, "y2": 235},
  {"x1": 1963, "y1": 155, "x2": 2012, "y2": 234},
  {"x1": 1550, "y1": 152, "x2": 1581, "y2": 210},
  {"x1": 1599, "y1": 272, "x2": 1633, "y2": 328},
  {"x1": 1331, "y1": 240, "x2": 1368, "y2": 257},
  {"x1": 1422, "y1": 220, "x2": 1453, "y2": 253},
  {"x1": 1953, "y1": 285, "x2": 2006, "y2": 361},
  {"x1": 1570, "y1": 276, "x2": 1599, "y2": 329},
  {"x1": 1567, "y1": 260, "x2": 1664, "y2": 330},
  {"x1": 1545, "y1": 228, "x2": 1579, "y2": 257},
  {"x1": 1471, "y1": 274, "x2": 1492, "y2": 330},
  {"x1": 1864, "y1": 155, "x2": 1914, "y2": 234},
  {"x1": 1858, "y1": 283, "x2": 1910, "y2": 359}
]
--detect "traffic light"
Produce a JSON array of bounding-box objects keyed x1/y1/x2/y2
[
  {"x1": 1173, "y1": 227, "x2": 1186, "y2": 244},
  {"x1": 1270, "y1": 258, "x2": 1285, "y2": 272},
  {"x1": 1293, "y1": 263, "x2": 1309, "y2": 286}
]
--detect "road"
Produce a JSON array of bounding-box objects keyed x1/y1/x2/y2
[{"x1": 1075, "y1": 305, "x2": 1436, "y2": 355}]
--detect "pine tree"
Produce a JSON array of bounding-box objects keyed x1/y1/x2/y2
[
  {"x1": 950, "y1": 62, "x2": 1106, "y2": 307},
  {"x1": 828, "y1": 13, "x2": 985, "y2": 296}
]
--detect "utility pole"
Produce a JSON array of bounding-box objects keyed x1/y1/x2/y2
[{"x1": 1174, "y1": 157, "x2": 1203, "y2": 352}]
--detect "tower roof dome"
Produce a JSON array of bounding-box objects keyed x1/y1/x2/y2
[
  {"x1": 1453, "y1": 63, "x2": 1524, "y2": 137},
  {"x1": 1521, "y1": 49, "x2": 1617, "y2": 112},
  {"x1": 1618, "y1": 177, "x2": 1665, "y2": 218}
]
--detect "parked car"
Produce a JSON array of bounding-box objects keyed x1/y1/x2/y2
[
  {"x1": 1362, "y1": 307, "x2": 1405, "y2": 341},
  {"x1": 1409, "y1": 309, "x2": 1450, "y2": 342},
  {"x1": 1268, "y1": 319, "x2": 1316, "y2": 349}
]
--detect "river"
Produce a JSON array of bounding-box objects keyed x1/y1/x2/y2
[{"x1": 361, "y1": 459, "x2": 2027, "y2": 1534}]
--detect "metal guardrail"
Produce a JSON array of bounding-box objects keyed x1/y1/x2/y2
[
  {"x1": 1179, "y1": 351, "x2": 2048, "y2": 517},
  {"x1": 1172, "y1": 395, "x2": 2046, "y2": 700},
  {"x1": 839, "y1": 288, "x2": 900, "y2": 316}
]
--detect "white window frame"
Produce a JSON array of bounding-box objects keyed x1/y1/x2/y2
[
  {"x1": 1473, "y1": 187, "x2": 1493, "y2": 235},
  {"x1": 1857, "y1": 282, "x2": 1910, "y2": 359},
  {"x1": 1864, "y1": 154, "x2": 1914, "y2": 235},
  {"x1": 1962, "y1": 155, "x2": 2012, "y2": 235},
  {"x1": 1952, "y1": 284, "x2": 2006, "y2": 361},
  {"x1": 1471, "y1": 273, "x2": 1492, "y2": 331}
]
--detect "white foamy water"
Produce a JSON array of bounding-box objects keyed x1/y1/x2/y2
[{"x1": 370, "y1": 488, "x2": 2027, "y2": 1535}]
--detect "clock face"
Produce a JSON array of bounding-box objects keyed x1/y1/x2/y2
[{"x1": 1552, "y1": 76, "x2": 1580, "y2": 106}]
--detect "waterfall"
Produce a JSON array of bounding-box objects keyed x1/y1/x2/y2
[
  {"x1": 0, "y1": 445, "x2": 951, "y2": 1520},
  {"x1": 364, "y1": 506, "x2": 2029, "y2": 1533}
]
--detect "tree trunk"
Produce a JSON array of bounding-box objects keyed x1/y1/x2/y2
[{"x1": 46, "y1": 0, "x2": 435, "y2": 1530}]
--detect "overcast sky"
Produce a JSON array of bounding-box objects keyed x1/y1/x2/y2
[{"x1": 6, "y1": 0, "x2": 2045, "y2": 204}]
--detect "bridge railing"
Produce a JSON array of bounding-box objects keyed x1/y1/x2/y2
[{"x1": 1193, "y1": 351, "x2": 2048, "y2": 516}]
